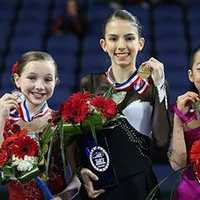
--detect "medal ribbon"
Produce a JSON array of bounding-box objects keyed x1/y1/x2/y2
[
  {"x1": 106, "y1": 67, "x2": 149, "y2": 94},
  {"x1": 9, "y1": 99, "x2": 49, "y2": 122}
]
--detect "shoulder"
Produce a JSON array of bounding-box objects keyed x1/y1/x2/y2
[{"x1": 80, "y1": 73, "x2": 105, "y2": 89}]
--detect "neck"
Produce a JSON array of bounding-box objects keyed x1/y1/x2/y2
[
  {"x1": 111, "y1": 64, "x2": 136, "y2": 83},
  {"x1": 26, "y1": 100, "x2": 45, "y2": 115}
]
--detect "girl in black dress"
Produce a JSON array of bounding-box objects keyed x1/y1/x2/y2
[{"x1": 77, "y1": 9, "x2": 171, "y2": 200}]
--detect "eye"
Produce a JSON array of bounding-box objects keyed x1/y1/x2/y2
[
  {"x1": 108, "y1": 36, "x2": 117, "y2": 42},
  {"x1": 126, "y1": 36, "x2": 135, "y2": 41},
  {"x1": 27, "y1": 75, "x2": 36, "y2": 80},
  {"x1": 44, "y1": 77, "x2": 53, "y2": 82}
]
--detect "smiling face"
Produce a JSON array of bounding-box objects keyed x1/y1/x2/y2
[
  {"x1": 189, "y1": 50, "x2": 200, "y2": 94},
  {"x1": 100, "y1": 18, "x2": 144, "y2": 69},
  {"x1": 14, "y1": 60, "x2": 57, "y2": 111}
]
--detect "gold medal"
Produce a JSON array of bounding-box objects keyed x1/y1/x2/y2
[
  {"x1": 137, "y1": 65, "x2": 151, "y2": 80},
  {"x1": 192, "y1": 101, "x2": 200, "y2": 112}
]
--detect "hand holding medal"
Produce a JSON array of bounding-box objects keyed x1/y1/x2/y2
[
  {"x1": 138, "y1": 57, "x2": 165, "y2": 87},
  {"x1": 0, "y1": 91, "x2": 20, "y2": 119}
]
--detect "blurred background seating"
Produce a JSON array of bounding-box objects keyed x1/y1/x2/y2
[{"x1": 0, "y1": 1, "x2": 198, "y2": 199}]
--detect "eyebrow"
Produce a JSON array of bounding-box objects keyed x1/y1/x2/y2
[
  {"x1": 27, "y1": 72, "x2": 53, "y2": 76},
  {"x1": 107, "y1": 33, "x2": 136, "y2": 37}
]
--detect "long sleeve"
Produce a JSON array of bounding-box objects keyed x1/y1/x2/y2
[{"x1": 151, "y1": 81, "x2": 171, "y2": 148}]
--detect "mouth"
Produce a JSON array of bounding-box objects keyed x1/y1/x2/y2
[
  {"x1": 30, "y1": 92, "x2": 46, "y2": 99},
  {"x1": 114, "y1": 52, "x2": 130, "y2": 59}
]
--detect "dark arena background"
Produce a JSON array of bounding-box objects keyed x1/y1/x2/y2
[{"x1": 0, "y1": 0, "x2": 199, "y2": 199}]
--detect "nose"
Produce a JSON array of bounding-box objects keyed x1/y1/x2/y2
[
  {"x1": 117, "y1": 38, "x2": 126, "y2": 50},
  {"x1": 35, "y1": 79, "x2": 45, "y2": 90}
]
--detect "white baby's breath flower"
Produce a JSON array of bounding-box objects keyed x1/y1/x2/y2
[{"x1": 12, "y1": 155, "x2": 38, "y2": 172}]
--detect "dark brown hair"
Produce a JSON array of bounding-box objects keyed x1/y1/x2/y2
[
  {"x1": 102, "y1": 9, "x2": 143, "y2": 38},
  {"x1": 13, "y1": 51, "x2": 58, "y2": 78},
  {"x1": 188, "y1": 47, "x2": 200, "y2": 92},
  {"x1": 190, "y1": 46, "x2": 200, "y2": 69}
]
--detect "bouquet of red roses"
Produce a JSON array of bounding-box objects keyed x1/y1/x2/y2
[
  {"x1": 0, "y1": 124, "x2": 54, "y2": 184},
  {"x1": 57, "y1": 91, "x2": 118, "y2": 140}
]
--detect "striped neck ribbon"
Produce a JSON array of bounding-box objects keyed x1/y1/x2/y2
[
  {"x1": 105, "y1": 67, "x2": 149, "y2": 94},
  {"x1": 9, "y1": 94, "x2": 49, "y2": 122}
]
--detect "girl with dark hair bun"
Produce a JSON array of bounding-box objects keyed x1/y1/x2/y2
[
  {"x1": 77, "y1": 9, "x2": 171, "y2": 200},
  {"x1": 169, "y1": 47, "x2": 200, "y2": 200}
]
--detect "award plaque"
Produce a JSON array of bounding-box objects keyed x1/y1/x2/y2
[{"x1": 80, "y1": 132, "x2": 118, "y2": 190}]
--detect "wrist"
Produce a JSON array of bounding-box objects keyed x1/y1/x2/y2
[{"x1": 173, "y1": 105, "x2": 196, "y2": 124}]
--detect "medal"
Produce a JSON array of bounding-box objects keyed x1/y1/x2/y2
[
  {"x1": 137, "y1": 65, "x2": 151, "y2": 80},
  {"x1": 10, "y1": 90, "x2": 49, "y2": 122},
  {"x1": 192, "y1": 101, "x2": 200, "y2": 112},
  {"x1": 12, "y1": 90, "x2": 25, "y2": 104}
]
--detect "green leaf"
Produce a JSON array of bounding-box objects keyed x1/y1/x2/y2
[
  {"x1": 59, "y1": 121, "x2": 68, "y2": 181},
  {"x1": 89, "y1": 120, "x2": 97, "y2": 144},
  {"x1": 103, "y1": 86, "x2": 114, "y2": 98},
  {"x1": 0, "y1": 165, "x2": 14, "y2": 184},
  {"x1": 62, "y1": 123, "x2": 81, "y2": 136},
  {"x1": 17, "y1": 166, "x2": 40, "y2": 183},
  {"x1": 82, "y1": 113, "x2": 103, "y2": 130},
  {"x1": 81, "y1": 113, "x2": 104, "y2": 144},
  {"x1": 39, "y1": 124, "x2": 54, "y2": 154}
]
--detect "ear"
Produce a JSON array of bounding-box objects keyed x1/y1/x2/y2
[
  {"x1": 55, "y1": 77, "x2": 60, "y2": 86},
  {"x1": 13, "y1": 73, "x2": 21, "y2": 88},
  {"x1": 100, "y1": 38, "x2": 107, "y2": 52},
  {"x1": 188, "y1": 69, "x2": 194, "y2": 83},
  {"x1": 138, "y1": 37, "x2": 145, "y2": 51}
]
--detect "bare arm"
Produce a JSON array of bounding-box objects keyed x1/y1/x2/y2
[
  {"x1": 168, "y1": 91, "x2": 200, "y2": 170},
  {"x1": 0, "y1": 93, "x2": 18, "y2": 146},
  {"x1": 168, "y1": 115, "x2": 187, "y2": 170}
]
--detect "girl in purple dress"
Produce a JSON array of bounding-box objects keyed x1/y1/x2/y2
[{"x1": 169, "y1": 47, "x2": 200, "y2": 200}]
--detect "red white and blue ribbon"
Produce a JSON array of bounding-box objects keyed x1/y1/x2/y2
[
  {"x1": 106, "y1": 67, "x2": 149, "y2": 94},
  {"x1": 9, "y1": 98, "x2": 49, "y2": 122}
]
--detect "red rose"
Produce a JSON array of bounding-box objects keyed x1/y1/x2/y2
[
  {"x1": 11, "y1": 136, "x2": 38, "y2": 159},
  {"x1": 3, "y1": 120, "x2": 23, "y2": 138},
  {"x1": 2, "y1": 129, "x2": 27, "y2": 155},
  {"x1": 91, "y1": 96, "x2": 117, "y2": 119},
  {"x1": 61, "y1": 92, "x2": 91, "y2": 123},
  {"x1": 190, "y1": 140, "x2": 200, "y2": 162},
  {"x1": 190, "y1": 140, "x2": 200, "y2": 180},
  {"x1": 0, "y1": 148, "x2": 9, "y2": 167}
]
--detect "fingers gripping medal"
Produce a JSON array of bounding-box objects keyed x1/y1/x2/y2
[
  {"x1": 12, "y1": 90, "x2": 25, "y2": 104},
  {"x1": 191, "y1": 101, "x2": 200, "y2": 120},
  {"x1": 12, "y1": 90, "x2": 25, "y2": 115},
  {"x1": 137, "y1": 65, "x2": 151, "y2": 80}
]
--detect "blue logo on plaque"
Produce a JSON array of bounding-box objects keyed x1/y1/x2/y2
[{"x1": 89, "y1": 146, "x2": 110, "y2": 172}]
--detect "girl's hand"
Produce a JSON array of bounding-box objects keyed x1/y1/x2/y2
[
  {"x1": 140, "y1": 57, "x2": 164, "y2": 86},
  {"x1": 81, "y1": 168, "x2": 105, "y2": 198},
  {"x1": 176, "y1": 91, "x2": 200, "y2": 113},
  {"x1": 0, "y1": 93, "x2": 18, "y2": 119}
]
